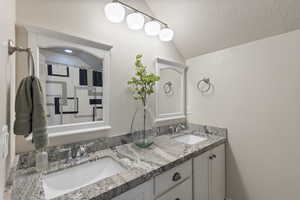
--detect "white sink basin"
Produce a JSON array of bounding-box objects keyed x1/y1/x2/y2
[
  {"x1": 173, "y1": 134, "x2": 207, "y2": 145},
  {"x1": 43, "y1": 157, "x2": 126, "y2": 199}
]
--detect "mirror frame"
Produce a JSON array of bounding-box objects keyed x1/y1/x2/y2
[
  {"x1": 155, "y1": 58, "x2": 187, "y2": 123},
  {"x1": 23, "y1": 25, "x2": 113, "y2": 137}
]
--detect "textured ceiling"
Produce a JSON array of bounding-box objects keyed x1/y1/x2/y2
[{"x1": 145, "y1": 0, "x2": 300, "y2": 58}]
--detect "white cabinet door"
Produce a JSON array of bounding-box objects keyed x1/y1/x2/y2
[
  {"x1": 112, "y1": 179, "x2": 154, "y2": 200},
  {"x1": 193, "y1": 144, "x2": 225, "y2": 200},
  {"x1": 193, "y1": 150, "x2": 210, "y2": 200},
  {"x1": 211, "y1": 144, "x2": 225, "y2": 200},
  {"x1": 157, "y1": 178, "x2": 193, "y2": 200}
]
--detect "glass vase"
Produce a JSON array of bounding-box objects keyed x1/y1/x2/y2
[{"x1": 130, "y1": 102, "x2": 156, "y2": 148}]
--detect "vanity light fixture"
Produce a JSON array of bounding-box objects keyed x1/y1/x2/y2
[
  {"x1": 144, "y1": 21, "x2": 161, "y2": 36},
  {"x1": 159, "y1": 28, "x2": 174, "y2": 42},
  {"x1": 104, "y1": 1, "x2": 126, "y2": 23},
  {"x1": 104, "y1": 0, "x2": 174, "y2": 41},
  {"x1": 64, "y1": 49, "x2": 73, "y2": 54},
  {"x1": 126, "y1": 12, "x2": 145, "y2": 30}
]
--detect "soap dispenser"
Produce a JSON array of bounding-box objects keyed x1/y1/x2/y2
[{"x1": 36, "y1": 149, "x2": 48, "y2": 172}]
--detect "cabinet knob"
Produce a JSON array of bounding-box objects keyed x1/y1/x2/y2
[
  {"x1": 213, "y1": 154, "x2": 216, "y2": 158},
  {"x1": 172, "y1": 172, "x2": 182, "y2": 182},
  {"x1": 209, "y1": 156, "x2": 213, "y2": 159},
  {"x1": 175, "y1": 198, "x2": 180, "y2": 200}
]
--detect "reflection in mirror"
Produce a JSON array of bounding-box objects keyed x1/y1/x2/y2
[
  {"x1": 159, "y1": 68, "x2": 182, "y2": 114},
  {"x1": 39, "y1": 47, "x2": 104, "y2": 126},
  {"x1": 155, "y1": 58, "x2": 187, "y2": 122}
]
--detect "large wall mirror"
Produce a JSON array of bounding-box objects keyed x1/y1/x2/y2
[
  {"x1": 155, "y1": 58, "x2": 187, "y2": 122},
  {"x1": 40, "y1": 47, "x2": 104, "y2": 126},
  {"x1": 24, "y1": 26, "x2": 112, "y2": 137}
]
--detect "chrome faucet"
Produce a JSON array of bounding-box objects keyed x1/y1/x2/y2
[
  {"x1": 59, "y1": 145, "x2": 88, "y2": 163},
  {"x1": 78, "y1": 145, "x2": 87, "y2": 157},
  {"x1": 175, "y1": 123, "x2": 186, "y2": 133},
  {"x1": 203, "y1": 125, "x2": 211, "y2": 134},
  {"x1": 168, "y1": 126, "x2": 175, "y2": 135},
  {"x1": 72, "y1": 145, "x2": 88, "y2": 159}
]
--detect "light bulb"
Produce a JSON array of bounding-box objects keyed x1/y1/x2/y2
[
  {"x1": 144, "y1": 21, "x2": 161, "y2": 36},
  {"x1": 126, "y1": 13, "x2": 145, "y2": 30},
  {"x1": 159, "y1": 28, "x2": 174, "y2": 42},
  {"x1": 64, "y1": 49, "x2": 73, "y2": 54},
  {"x1": 104, "y1": 2, "x2": 125, "y2": 23}
]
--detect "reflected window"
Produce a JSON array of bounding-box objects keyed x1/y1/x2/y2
[{"x1": 39, "y1": 47, "x2": 104, "y2": 126}]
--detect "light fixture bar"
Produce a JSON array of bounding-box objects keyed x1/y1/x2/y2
[{"x1": 113, "y1": 0, "x2": 168, "y2": 27}]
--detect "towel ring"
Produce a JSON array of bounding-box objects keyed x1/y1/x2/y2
[
  {"x1": 163, "y1": 81, "x2": 174, "y2": 96},
  {"x1": 8, "y1": 40, "x2": 35, "y2": 76},
  {"x1": 197, "y1": 78, "x2": 211, "y2": 93}
]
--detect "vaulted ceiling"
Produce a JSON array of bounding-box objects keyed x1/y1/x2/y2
[{"x1": 145, "y1": 0, "x2": 300, "y2": 58}]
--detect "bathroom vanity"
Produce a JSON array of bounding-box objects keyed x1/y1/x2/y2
[
  {"x1": 10, "y1": 124, "x2": 227, "y2": 200},
  {"x1": 112, "y1": 144, "x2": 225, "y2": 200}
]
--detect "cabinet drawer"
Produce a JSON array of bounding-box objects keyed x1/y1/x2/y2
[
  {"x1": 155, "y1": 160, "x2": 192, "y2": 196},
  {"x1": 112, "y1": 179, "x2": 154, "y2": 200},
  {"x1": 156, "y1": 178, "x2": 192, "y2": 200}
]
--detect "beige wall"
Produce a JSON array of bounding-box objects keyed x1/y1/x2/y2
[
  {"x1": 187, "y1": 29, "x2": 300, "y2": 200},
  {"x1": 0, "y1": 0, "x2": 15, "y2": 198},
  {"x1": 15, "y1": 0, "x2": 184, "y2": 152}
]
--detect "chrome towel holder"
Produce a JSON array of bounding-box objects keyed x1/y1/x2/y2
[
  {"x1": 163, "y1": 81, "x2": 174, "y2": 96},
  {"x1": 197, "y1": 78, "x2": 212, "y2": 93},
  {"x1": 8, "y1": 39, "x2": 30, "y2": 55},
  {"x1": 8, "y1": 39, "x2": 35, "y2": 76}
]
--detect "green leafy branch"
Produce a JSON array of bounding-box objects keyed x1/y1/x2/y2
[{"x1": 128, "y1": 54, "x2": 160, "y2": 106}]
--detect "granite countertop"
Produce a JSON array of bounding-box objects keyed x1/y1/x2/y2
[{"x1": 11, "y1": 127, "x2": 227, "y2": 200}]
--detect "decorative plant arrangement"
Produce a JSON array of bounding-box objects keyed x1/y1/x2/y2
[{"x1": 128, "y1": 54, "x2": 160, "y2": 148}]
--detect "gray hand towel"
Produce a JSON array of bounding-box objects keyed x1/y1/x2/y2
[{"x1": 14, "y1": 76, "x2": 48, "y2": 150}]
